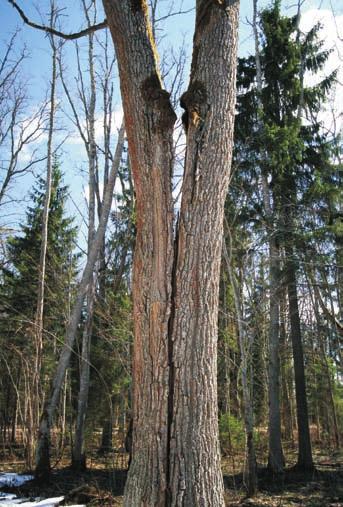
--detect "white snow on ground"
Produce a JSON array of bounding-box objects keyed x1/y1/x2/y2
[
  {"x1": 0, "y1": 475, "x2": 34, "y2": 488},
  {"x1": 0, "y1": 492, "x2": 85, "y2": 506},
  {"x1": 0, "y1": 474, "x2": 85, "y2": 506},
  {"x1": 0, "y1": 495, "x2": 64, "y2": 506}
]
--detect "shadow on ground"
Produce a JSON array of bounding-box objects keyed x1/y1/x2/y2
[
  {"x1": 1, "y1": 467, "x2": 127, "y2": 505},
  {"x1": 1, "y1": 462, "x2": 342, "y2": 506},
  {"x1": 224, "y1": 465, "x2": 343, "y2": 506}
]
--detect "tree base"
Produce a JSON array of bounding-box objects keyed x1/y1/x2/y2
[{"x1": 71, "y1": 454, "x2": 87, "y2": 471}]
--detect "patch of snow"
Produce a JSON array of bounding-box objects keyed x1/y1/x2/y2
[
  {"x1": 0, "y1": 497, "x2": 65, "y2": 506},
  {"x1": 0, "y1": 474, "x2": 34, "y2": 488},
  {"x1": 0, "y1": 473, "x2": 85, "y2": 506}
]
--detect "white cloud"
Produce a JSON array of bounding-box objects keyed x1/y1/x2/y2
[
  {"x1": 64, "y1": 107, "x2": 124, "y2": 148},
  {"x1": 300, "y1": 8, "x2": 343, "y2": 134}
]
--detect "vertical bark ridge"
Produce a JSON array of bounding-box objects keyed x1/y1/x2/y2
[
  {"x1": 169, "y1": 2, "x2": 239, "y2": 505},
  {"x1": 103, "y1": 1, "x2": 240, "y2": 504},
  {"x1": 103, "y1": 2, "x2": 176, "y2": 505}
]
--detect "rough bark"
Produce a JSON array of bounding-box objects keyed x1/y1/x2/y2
[
  {"x1": 35, "y1": 122, "x2": 125, "y2": 479},
  {"x1": 103, "y1": 1, "x2": 239, "y2": 505},
  {"x1": 102, "y1": 4, "x2": 175, "y2": 504},
  {"x1": 168, "y1": 4, "x2": 239, "y2": 504},
  {"x1": 100, "y1": 1, "x2": 241, "y2": 504}
]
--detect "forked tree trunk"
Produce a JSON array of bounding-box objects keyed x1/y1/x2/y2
[
  {"x1": 103, "y1": 1, "x2": 239, "y2": 505},
  {"x1": 35, "y1": 123, "x2": 125, "y2": 479}
]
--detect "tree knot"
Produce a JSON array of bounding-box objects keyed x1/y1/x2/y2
[
  {"x1": 180, "y1": 81, "x2": 208, "y2": 132},
  {"x1": 141, "y1": 74, "x2": 177, "y2": 131},
  {"x1": 130, "y1": 0, "x2": 147, "y2": 14}
]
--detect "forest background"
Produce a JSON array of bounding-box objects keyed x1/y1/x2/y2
[{"x1": 0, "y1": 0, "x2": 342, "y2": 505}]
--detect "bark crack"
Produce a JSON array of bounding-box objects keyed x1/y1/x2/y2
[{"x1": 166, "y1": 215, "x2": 180, "y2": 505}]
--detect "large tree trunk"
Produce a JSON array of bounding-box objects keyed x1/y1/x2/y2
[
  {"x1": 35, "y1": 123, "x2": 125, "y2": 479},
  {"x1": 169, "y1": 3, "x2": 239, "y2": 502},
  {"x1": 103, "y1": 1, "x2": 239, "y2": 505},
  {"x1": 103, "y1": 4, "x2": 175, "y2": 504}
]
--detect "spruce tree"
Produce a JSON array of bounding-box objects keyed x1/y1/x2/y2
[
  {"x1": 0, "y1": 160, "x2": 78, "y2": 454},
  {"x1": 231, "y1": 0, "x2": 336, "y2": 471}
]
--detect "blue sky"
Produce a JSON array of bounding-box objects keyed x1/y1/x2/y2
[{"x1": 0, "y1": 0, "x2": 342, "y2": 249}]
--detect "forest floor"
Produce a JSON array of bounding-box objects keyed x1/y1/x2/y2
[{"x1": 0, "y1": 445, "x2": 342, "y2": 506}]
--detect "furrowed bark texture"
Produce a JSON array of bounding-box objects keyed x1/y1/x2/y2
[
  {"x1": 169, "y1": 2, "x2": 239, "y2": 505},
  {"x1": 103, "y1": 1, "x2": 239, "y2": 504},
  {"x1": 103, "y1": 3, "x2": 175, "y2": 505}
]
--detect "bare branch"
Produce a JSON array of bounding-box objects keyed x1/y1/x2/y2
[{"x1": 8, "y1": 0, "x2": 107, "y2": 40}]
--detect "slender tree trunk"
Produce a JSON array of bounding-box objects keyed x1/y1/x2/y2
[
  {"x1": 252, "y1": 0, "x2": 284, "y2": 474},
  {"x1": 72, "y1": 14, "x2": 97, "y2": 469},
  {"x1": 72, "y1": 289, "x2": 94, "y2": 469},
  {"x1": 30, "y1": 7, "x2": 58, "y2": 470},
  {"x1": 223, "y1": 239, "x2": 257, "y2": 497},
  {"x1": 99, "y1": 418, "x2": 113, "y2": 454},
  {"x1": 35, "y1": 123, "x2": 125, "y2": 479},
  {"x1": 266, "y1": 237, "x2": 284, "y2": 473},
  {"x1": 279, "y1": 295, "x2": 293, "y2": 442},
  {"x1": 307, "y1": 269, "x2": 341, "y2": 450},
  {"x1": 283, "y1": 199, "x2": 313, "y2": 470}
]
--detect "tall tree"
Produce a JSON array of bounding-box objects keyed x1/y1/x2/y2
[
  {"x1": 34, "y1": 3, "x2": 59, "y2": 464},
  {"x1": 101, "y1": 1, "x2": 239, "y2": 504},
  {"x1": 252, "y1": 0, "x2": 284, "y2": 475},
  {"x1": 233, "y1": 0, "x2": 336, "y2": 471},
  {"x1": 9, "y1": 0, "x2": 240, "y2": 502},
  {"x1": 0, "y1": 162, "x2": 78, "y2": 466},
  {"x1": 35, "y1": 122, "x2": 125, "y2": 479}
]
